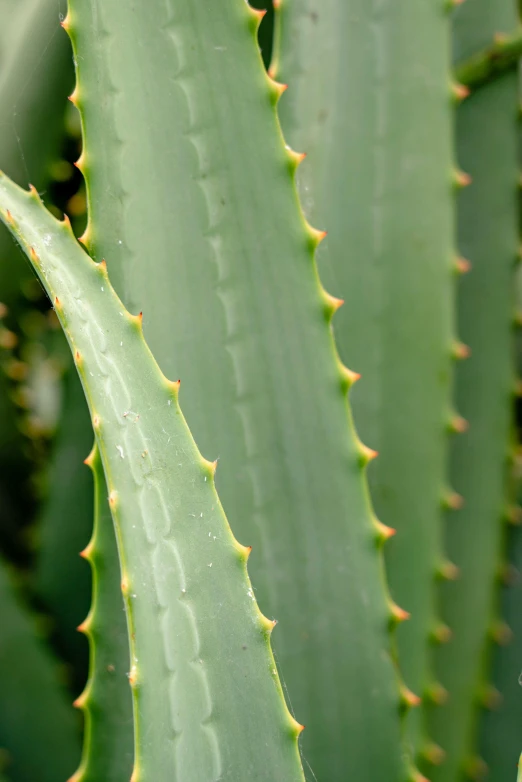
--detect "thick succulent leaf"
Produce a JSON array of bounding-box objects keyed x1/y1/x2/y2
[
  {"x1": 0, "y1": 556, "x2": 80, "y2": 781},
  {"x1": 0, "y1": 0, "x2": 72, "y2": 305},
  {"x1": 34, "y1": 366, "x2": 93, "y2": 670},
  {"x1": 0, "y1": 172, "x2": 305, "y2": 781},
  {"x1": 427, "y1": 3, "x2": 520, "y2": 780},
  {"x1": 71, "y1": 444, "x2": 133, "y2": 782},
  {"x1": 273, "y1": 0, "x2": 457, "y2": 758},
  {"x1": 65, "y1": 2, "x2": 407, "y2": 780},
  {"x1": 0, "y1": 0, "x2": 73, "y2": 559}
]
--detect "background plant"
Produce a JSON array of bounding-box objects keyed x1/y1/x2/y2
[{"x1": 0, "y1": 1, "x2": 521, "y2": 781}]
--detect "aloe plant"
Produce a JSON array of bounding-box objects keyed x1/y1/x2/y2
[{"x1": 1, "y1": 1, "x2": 522, "y2": 781}]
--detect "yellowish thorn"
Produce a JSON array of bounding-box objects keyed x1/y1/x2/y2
[
  {"x1": 444, "y1": 490, "x2": 464, "y2": 510},
  {"x1": 375, "y1": 520, "x2": 396, "y2": 545},
  {"x1": 449, "y1": 414, "x2": 469, "y2": 434},
  {"x1": 452, "y1": 341, "x2": 471, "y2": 360},
  {"x1": 390, "y1": 602, "x2": 410, "y2": 625},
  {"x1": 451, "y1": 82, "x2": 470, "y2": 102},
  {"x1": 73, "y1": 691, "x2": 88, "y2": 710},
  {"x1": 400, "y1": 685, "x2": 422, "y2": 709},
  {"x1": 422, "y1": 742, "x2": 446, "y2": 766},
  {"x1": 426, "y1": 682, "x2": 448, "y2": 705},
  {"x1": 431, "y1": 623, "x2": 452, "y2": 644},
  {"x1": 455, "y1": 256, "x2": 471, "y2": 274},
  {"x1": 68, "y1": 86, "x2": 80, "y2": 106},
  {"x1": 454, "y1": 169, "x2": 472, "y2": 189},
  {"x1": 358, "y1": 442, "x2": 379, "y2": 467},
  {"x1": 438, "y1": 560, "x2": 460, "y2": 581},
  {"x1": 79, "y1": 540, "x2": 94, "y2": 561},
  {"x1": 490, "y1": 620, "x2": 512, "y2": 645}
]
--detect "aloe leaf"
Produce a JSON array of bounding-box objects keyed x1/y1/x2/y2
[
  {"x1": 0, "y1": 556, "x2": 80, "y2": 781},
  {"x1": 426, "y1": 3, "x2": 520, "y2": 780},
  {"x1": 480, "y1": 524, "x2": 522, "y2": 781},
  {"x1": 0, "y1": 0, "x2": 72, "y2": 306},
  {"x1": 0, "y1": 172, "x2": 305, "y2": 781},
  {"x1": 71, "y1": 443, "x2": 133, "y2": 782},
  {"x1": 64, "y1": 2, "x2": 407, "y2": 779},
  {"x1": 34, "y1": 366, "x2": 93, "y2": 669},
  {"x1": 273, "y1": 0, "x2": 458, "y2": 759},
  {"x1": 0, "y1": 0, "x2": 73, "y2": 557}
]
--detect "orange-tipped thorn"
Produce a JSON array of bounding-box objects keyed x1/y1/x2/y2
[
  {"x1": 60, "y1": 13, "x2": 71, "y2": 31},
  {"x1": 438, "y1": 560, "x2": 460, "y2": 581},
  {"x1": 29, "y1": 246, "x2": 39, "y2": 264},
  {"x1": 109, "y1": 491, "x2": 118, "y2": 509},
  {"x1": 454, "y1": 169, "x2": 472, "y2": 189},
  {"x1": 400, "y1": 685, "x2": 422, "y2": 709},
  {"x1": 340, "y1": 364, "x2": 361, "y2": 390},
  {"x1": 54, "y1": 296, "x2": 61, "y2": 309},
  {"x1": 490, "y1": 620, "x2": 512, "y2": 645},
  {"x1": 308, "y1": 227, "x2": 327, "y2": 249},
  {"x1": 121, "y1": 575, "x2": 130, "y2": 596},
  {"x1": 76, "y1": 616, "x2": 91, "y2": 635},
  {"x1": 68, "y1": 86, "x2": 80, "y2": 106},
  {"x1": 452, "y1": 341, "x2": 471, "y2": 360},
  {"x1": 74, "y1": 349, "x2": 81, "y2": 364},
  {"x1": 431, "y1": 623, "x2": 452, "y2": 644},
  {"x1": 451, "y1": 82, "x2": 470, "y2": 102},
  {"x1": 444, "y1": 490, "x2": 464, "y2": 510},
  {"x1": 427, "y1": 682, "x2": 448, "y2": 705},
  {"x1": 92, "y1": 414, "x2": 100, "y2": 429},
  {"x1": 422, "y1": 742, "x2": 446, "y2": 766},
  {"x1": 5, "y1": 209, "x2": 15, "y2": 226},
  {"x1": 73, "y1": 691, "x2": 88, "y2": 710},
  {"x1": 455, "y1": 256, "x2": 471, "y2": 274},
  {"x1": 98, "y1": 259, "x2": 107, "y2": 272},
  {"x1": 506, "y1": 505, "x2": 522, "y2": 525},
  {"x1": 128, "y1": 665, "x2": 138, "y2": 687},
  {"x1": 28, "y1": 183, "x2": 39, "y2": 199},
  {"x1": 358, "y1": 443, "x2": 379, "y2": 467},
  {"x1": 390, "y1": 602, "x2": 410, "y2": 625},
  {"x1": 375, "y1": 520, "x2": 396, "y2": 545},
  {"x1": 323, "y1": 291, "x2": 344, "y2": 318},
  {"x1": 62, "y1": 212, "x2": 72, "y2": 230},
  {"x1": 289, "y1": 716, "x2": 305, "y2": 736},
  {"x1": 79, "y1": 540, "x2": 94, "y2": 560},
  {"x1": 449, "y1": 414, "x2": 469, "y2": 434}
]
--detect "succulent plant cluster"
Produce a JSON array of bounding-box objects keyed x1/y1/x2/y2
[{"x1": 0, "y1": 1, "x2": 521, "y2": 781}]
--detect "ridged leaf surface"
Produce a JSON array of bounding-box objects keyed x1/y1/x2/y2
[
  {"x1": 273, "y1": 0, "x2": 456, "y2": 756},
  {"x1": 0, "y1": 172, "x2": 305, "y2": 782},
  {"x1": 428, "y1": 3, "x2": 520, "y2": 780},
  {"x1": 65, "y1": 1, "x2": 407, "y2": 780}
]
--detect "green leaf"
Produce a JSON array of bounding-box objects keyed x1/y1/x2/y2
[
  {"x1": 0, "y1": 171, "x2": 305, "y2": 781},
  {"x1": 0, "y1": 556, "x2": 80, "y2": 781},
  {"x1": 427, "y1": 3, "x2": 520, "y2": 780},
  {"x1": 273, "y1": 0, "x2": 457, "y2": 760},
  {"x1": 71, "y1": 444, "x2": 133, "y2": 782},
  {"x1": 64, "y1": 1, "x2": 407, "y2": 778}
]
